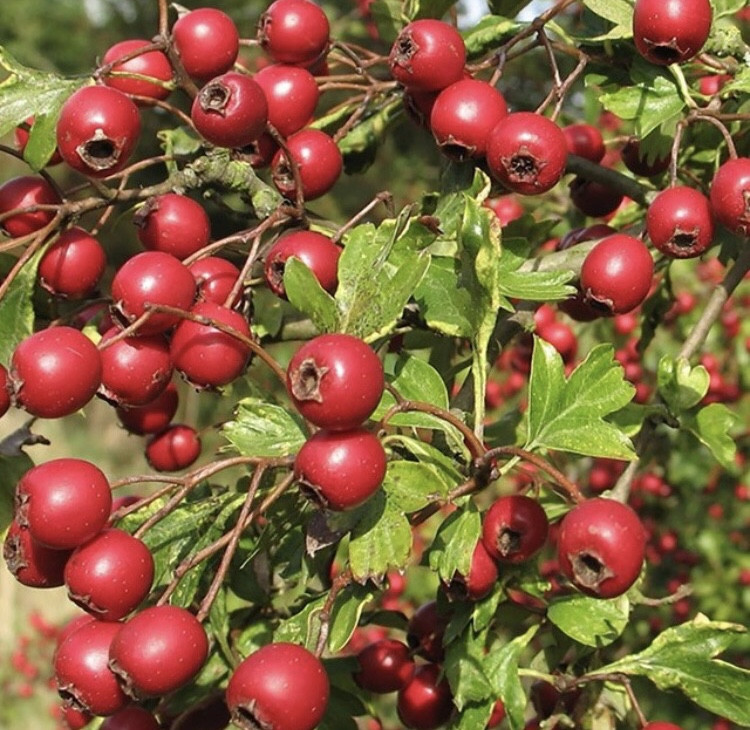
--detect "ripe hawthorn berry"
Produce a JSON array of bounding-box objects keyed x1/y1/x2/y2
[
  {"x1": 530, "y1": 680, "x2": 582, "y2": 719},
  {"x1": 557, "y1": 497, "x2": 646, "y2": 598},
  {"x1": 60, "y1": 705, "x2": 93, "y2": 730},
  {"x1": 145, "y1": 424, "x2": 202, "y2": 472},
  {"x1": 709, "y1": 157, "x2": 750, "y2": 236},
  {"x1": 487, "y1": 112, "x2": 568, "y2": 195},
  {"x1": 172, "y1": 7, "x2": 239, "y2": 83},
  {"x1": 397, "y1": 663, "x2": 454, "y2": 730},
  {"x1": 3, "y1": 519, "x2": 71, "y2": 588},
  {"x1": 189, "y1": 256, "x2": 242, "y2": 305},
  {"x1": 569, "y1": 177, "x2": 624, "y2": 218},
  {"x1": 286, "y1": 333, "x2": 384, "y2": 430},
  {"x1": 355, "y1": 639, "x2": 415, "y2": 693},
  {"x1": 294, "y1": 427, "x2": 386, "y2": 510},
  {"x1": 109, "y1": 605, "x2": 209, "y2": 698},
  {"x1": 406, "y1": 600, "x2": 447, "y2": 662},
  {"x1": 621, "y1": 138, "x2": 670, "y2": 178},
  {"x1": 447, "y1": 540, "x2": 499, "y2": 601},
  {"x1": 0, "y1": 364, "x2": 10, "y2": 418},
  {"x1": 258, "y1": 0, "x2": 330, "y2": 67},
  {"x1": 134, "y1": 193, "x2": 210, "y2": 261},
  {"x1": 643, "y1": 724, "x2": 683, "y2": 730},
  {"x1": 168, "y1": 695, "x2": 232, "y2": 730},
  {"x1": 115, "y1": 382, "x2": 179, "y2": 435},
  {"x1": 484, "y1": 195, "x2": 523, "y2": 225},
  {"x1": 57, "y1": 85, "x2": 141, "y2": 178},
  {"x1": 482, "y1": 494, "x2": 549, "y2": 564},
  {"x1": 102, "y1": 39, "x2": 172, "y2": 100},
  {"x1": 225, "y1": 642, "x2": 329, "y2": 730},
  {"x1": 38, "y1": 227, "x2": 107, "y2": 299},
  {"x1": 389, "y1": 20, "x2": 466, "y2": 92},
  {"x1": 11, "y1": 326, "x2": 102, "y2": 419},
  {"x1": 100, "y1": 706, "x2": 161, "y2": 730},
  {"x1": 488, "y1": 699, "x2": 507, "y2": 728},
  {"x1": 647, "y1": 186, "x2": 714, "y2": 258},
  {"x1": 0, "y1": 175, "x2": 61, "y2": 237},
  {"x1": 254, "y1": 64, "x2": 319, "y2": 137},
  {"x1": 562, "y1": 123, "x2": 605, "y2": 163},
  {"x1": 64, "y1": 528, "x2": 154, "y2": 621},
  {"x1": 264, "y1": 230, "x2": 341, "y2": 299}
]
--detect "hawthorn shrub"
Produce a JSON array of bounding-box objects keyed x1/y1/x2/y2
[{"x1": 0, "y1": 1, "x2": 749, "y2": 729}]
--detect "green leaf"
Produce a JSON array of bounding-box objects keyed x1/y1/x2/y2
[
  {"x1": 682, "y1": 402, "x2": 738, "y2": 470},
  {"x1": 222, "y1": 397, "x2": 307, "y2": 459},
  {"x1": 548, "y1": 594, "x2": 630, "y2": 647},
  {"x1": 525, "y1": 338, "x2": 636, "y2": 459},
  {"x1": 428, "y1": 501, "x2": 482, "y2": 584},
  {"x1": 0, "y1": 453, "x2": 33, "y2": 533},
  {"x1": 369, "y1": 0, "x2": 407, "y2": 43},
  {"x1": 415, "y1": 257, "x2": 475, "y2": 337},
  {"x1": 487, "y1": 0, "x2": 532, "y2": 17},
  {"x1": 328, "y1": 584, "x2": 378, "y2": 653},
  {"x1": 208, "y1": 586, "x2": 233, "y2": 666},
  {"x1": 498, "y1": 237, "x2": 575, "y2": 303},
  {"x1": 445, "y1": 625, "x2": 493, "y2": 710},
  {"x1": 284, "y1": 257, "x2": 339, "y2": 334},
  {"x1": 273, "y1": 594, "x2": 327, "y2": 650},
  {"x1": 593, "y1": 616, "x2": 750, "y2": 725},
  {"x1": 382, "y1": 460, "x2": 451, "y2": 513},
  {"x1": 462, "y1": 15, "x2": 520, "y2": 58},
  {"x1": 582, "y1": 0, "x2": 633, "y2": 30},
  {"x1": 23, "y1": 114, "x2": 59, "y2": 171},
  {"x1": 447, "y1": 700, "x2": 496, "y2": 730},
  {"x1": 657, "y1": 356, "x2": 710, "y2": 412},
  {"x1": 386, "y1": 434, "x2": 465, "y2": 487}
]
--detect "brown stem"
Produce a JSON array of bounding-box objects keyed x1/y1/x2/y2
[
  {"x1": 332, "y1": 191, "x2": 393, "y2": 244},
  {"x1": 0, "y1": 219, "x2": 61, "y2": 301},
  {"x1": 314, "y1": 567, "x2": 354, "y2": 657},
  {"x1": 158, "y1": 0, "x2": 169, "y2": 37},
  {"x1": 692, "y1": 112, "x2": 738, "y2": 159},
  {"x1": 267, "y1": 124, "x2": 306, "y2": 213}
]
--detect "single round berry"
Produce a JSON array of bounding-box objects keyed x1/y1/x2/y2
[
  {"x1": 487, "y1": 113, "x2": 568, "y2": 195},
  {"x1": 100, "y1": 706, "x2": 161, "y2": 730},
  {"x1": 562, "y1": 123, "x2": 605, "y2": 163},
  {"x1": 355, "y1": 639, "x2": 415, "y2": 694},
  {"x1": 569, "y1": 177, "x2": 624, "y2": 218},
  {"x1": 406, "y1": 601, "x2": 447, "y2": 663},
  {"x1": 448, "y1": 540, "x2": 499, "y2": 601},
  {"x1": 397, "y1": 663, "x2": 454, "y2": 730},
  {"x1": 621, "y1": 138, "x2": 670, "y2": 178},
  {"x1": 226, "y1": 642, "x2": 329, "y2": 730},
  {"x1": 102, "y1": 39, "x2": 172, "y2": 100},
  {"x1": 39, "y1": 227, "x2": 107, "y2": 299},
  {"x1": 15, "y1": 458, "x2": 112, "y2": 550},
  {"x1": 172, "y1": 7, "x2": 239, "y2": 82},
  {"x1": 57, "y1": 85, "x2": 141, "y2": 178},
  {"x1": 537, "y1": 320, "x2": 577, "y2": 364},
  {"x1": 64, "y1": 528, "x2": 154, "y2": 621},
  {"x1": 145, "y1": 424, "x2": 202, "y2": 472},
  {"x1": 264, "y1": 230, "x2": 340, "y2": 298},
  {"x1": 557, "y1": 497, "x2": 646, "y2": 598},
  {"x1": 286, "y1": 333, "x2": 384, "y2": 430},
  {"x1": 116, "y1": 382, "x2": 179, "y2": 435},
  {"x1": 484, "y1": 195, "x2": 523, "y2": 225},
  {"x1": 295, "y1": 428, "x2": 386, "y2": 510},
  {"x1": 647, "y1": 186, "x2": 714, "y2": 258},
  {"x1": 488, "y1": 699, "x2": 507, "y2": 728},
  {"x1": 3, "y1": 519, "x2": 71, "y2": 588},
  {"x1": 580, "y1": 234, "x2": 654, "y2": 315},
  {"x1": 710, "y1": 157, "x2": 750, "y2": 236},
  {"x1": 254, "y1": 64, "x2": 319, "y2": 137},
  {"x1": 258, "y1": 0, "x2": 330, "y2": 67},
  {"x1": 189, "y1": 257, "x2": 242, "y2": 305},
  {"x1": 271, "y1": 128, "x2": 342, "y2": 200},
  {"x1": 60, "y1": 705, "x2": 93, "y2": 730},
  {"x1": 135, "y1": 193, "x2": 210, "y2": 261},
  {"x1": 0, "y1": 175, "x2": 61, "y2": 238},
  {"x1": 11, "y1": 326, "x2": 102, "y2": 419},
  {"x1": 481, "y1": 494, "x2": 549, "y2": 564},
  {"x1": 389, "y1": 20, "x2": 466, "y2": 92}
]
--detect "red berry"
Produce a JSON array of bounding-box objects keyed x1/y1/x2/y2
[
  {"x1": 271, "y1": 128, "x2": 342, "y2": 200},
  {"x1": 633, "y1": 0, "x2": 712, "y2": 65},
  {"x1": 643, "y1": 724, "x2": 683, "y2": 730},
  {"x1": 264, "y1": 230, "x2": 340, "y2": 298},
  {"x1": 483, "y1": 195, "x2": 523, "y2": 225},
  {"x1": 647, "y1": 186, "x2": 714, "y2": 258},
  {"x1": 145, "y1": 424, "x2": 202, "y2": 472},
  {"x1": 189, "y1": 257, "x2": 242, "y2": 305},
  {"x1": 487, "y1": 699, "x2": 506, "y2": 728},
  {"x1": 562, "y1": 123, "x2": 605, "y2": 163},
  {"x1": 621, "y1": 138, "x2": 670, "y2": 178},
  {"x1": 355, "y1": 639, "x2": 415, "y2": 693},
  {"x1": 406, "y1": 601, "x2": 447, "y2": 662},
  {"x1": 172, "y1": 8, "x2": 239, "y2": 82},
  {"x1": 449, "y1": 540, "x2": 499, "y2": 600},
  {"x1": 3, "y1": 519, "x2": 71, "y2": 588},
  {"x1": 102, "y1": 39, "x2": 172, "y2": 100},
  {"x1": 135, "y1": 193, "x2": 211, "y2": 260},
  {"x1": 115, "y1": 382, "x2": 179, "y2": 435},
  {"x1": 569, "y1": 177, "x2": 624, "y2": 218},
  {"x1": 481, "y1": 494, "x2": 549, "y2": 564},
  {"x1": 39, "y1": 227, "x2": 107, "y2": 299},
  {"x1": 397, "y1": 663, "x2": 454, "y2": 730},
  {"x1": 0, "y1": 364, "x2": 10, "y2": 418},
  {"x1": 0, "y1": 175, "x2": 61, "y2": 237},
  {"x1": 710, "y1": 157, "x2": 750, "y2": 236},
  {"x1": 254, "y1": 64, "x2": 319, "y2": 137},
  {"x1": 100, "y1": 706, "x2": 161, "y2": 730},
  {"x1": 258, "y1": 0, "x2": 330, "y2": 67}
]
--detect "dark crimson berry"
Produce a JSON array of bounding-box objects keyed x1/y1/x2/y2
[
  {"x1": 102, "y1": 39, "x2": 172, "y2": 100},
  {"x1": 646, "y1": 186, "x2": 714, "y2": 258},
  {"x1": 557, "y1": 223, "x2": 616, "y2": 251},
  {"x1": 145, "y1": 424, "x2": 202, "y2": 472},
  {"x1": 710, "y1": 157, "x2": 750, "y2": 236},
  {"x1": 54, "y1": 620, "x2": 128, "y2": 716},
  {"x1": 621, "y1": 138, "x2": 670, "y2": 178},
  {"x1": 448, "y1": 540, "x2": 499, "y2": 600},
  {"x1": 271, "y1": 128, "x2": 342, "y2": 200},
  {"x1": 389, "y1": 20, "x2": 465, "y2": 92},
  {"x1": 60, "y1": 705, "x2": 92, "y2": 730},
  {"x1": 264, "y1": 230, "x2": 340, "y2": 298},
  {"x1": 111, "y1": 251, "x2": 197, "y2": 336},
  {"x1": 580, "y1": 234, "x2": 654, "y2": 315},
  {"x1": 226, "y1": 642, "x2": 329, "y2": 730},
  {"x1": 170, "y1": 301, "x2": 251, "y2": 388},
  {"x1": 254, "y1": 64, "x2": 319, "y2": 137},
  {"x1": 286, "y1": 333, "x2": 384, "y2": 430},
  {"x1": 116, "y1": 382, "x2": 179, "y2": 435},
  {"x1": 172, "y1": 7, "x2": 239, "y2": 82},
  {"x1": 258, "y1": 0, "x2": 330, "y2": 67},
  {"x1": 169, "y1": 695, "x2": 232, "y2": 730},
  {"x1": 557, "y1": 497, "x2": 646, "y2": 598},
  {"x1": 100, "y1": 706, "x2": 161, "y2": 730},
  {"x1": 57, "y1": 85, "x2": 141, "y2": 178},
  {"x1": 562, "y1": 123, "x2": 605, "y2": 163},
  {"x1": 406, "y1": 601, "x2": 447, "y2": 662},
  {"x1": 109, "y1": 605, "x2": 208, "y2": 698},
  {"x1": 569, "y1": 177, "x2": 624, "y2": 218},
  {"x1": 189, "y1": 256, "x2": 242, "y2": 305},
  {"x1": 481, "y1": 494, "x2": 549, "y2": 564},
  {"x1": 245, "y1": 131, "x2": 279, "y2": 168},
  {"x1": 0, "y1": 364, "x2": 9, "y2": 418},
  {"x1": 135, "y1": 193, "x2": 210, "y2": 261},
  {"x1": 397, "y1": 664, "x2": 454, "y2": 730},
  {"x1": 355, "y1": 639, "x2": 415, "y2": 693},
  {"x1": 0, "y1": 175, "x2": 61, "y2": 237},
  {"x1": 3, "y1": 519, "x2": 70, "y2": 588},
  {"x1": 15, "y1": 458, "x2": 112, "y2": 550},
  {"x1": 530, "y1": 680, "x2": 582, "y2": 719},
  {"x1": 633, "y1": 0, "x2": 712, "y2": 66},
  {"x1": 295, "y1": 428, "x2": 386, "y2": 510},
  {"x1": 488, "y1": 699, "x2": 506, "y2": 728},
  {"x1": 10, "y1": 327, "x2": 102, "y2": 419},
  {"x1": 39, "y1": 227, "x2": 107, "y2": 299},
  {"x1": 403, "y1": 87, "x2": 439, "y2": 128},
  {"x1": 487, "y1": 112, "x2": 568, "y2": 195},
  {"x1": 64, "y1": 528, "x2": 154, "y2": 621},
  {"x1": 192, "y1": 72, "x2": 268, "y2": 149}
]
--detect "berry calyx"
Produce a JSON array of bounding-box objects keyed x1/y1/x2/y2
[
  {"x1": 481, "y1": 494, "x2": 549, "y2": 564},
  {"x1": 647, "y1": 186, "x2": 714, "y2": 258}
]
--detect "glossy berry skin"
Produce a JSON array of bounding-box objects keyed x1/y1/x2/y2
[
  {"x1": 0, "y1": 364, "x2": 9, "y2": 418},
  {"x1": 109, "y1": 605, "x2": 208, "y2": 698},
  {"x1": 557, "y1": 498, "x2": 646, "y2": 598},
  {"x1": 57, "y1": 85, "x2": 141, "y2": 178},
  {"x1": 355, "y1": 639, "x2": 415, "y2": 694},
  {"x1": 145, "y1": 424, "x2": 202, "y2": 472},
  {"x1": 569, "y1": 177, "x2": 624, "y2": 218},
  {"x1": 60, "y1": 705, "x2": 93, "y2": 730},
  {"x1": 643, "y1": 724, "x2": 683, "y2": 730},
  {"x1": 3, "y1": 519, "x2": 70, "y2": 588},
  {"x1": 621, "y1": 138, "x2": 670, "y2": 178},
  {"x1": 633, "y1": 0, "x2": 712, "y2": 66},
  {"x1": 450, "y1": 540, "x2": 499, "y2": 600},
  {"x1": 580, "y1": 234, "x2": 654, "y2": 315},
  {"x1": 189, "y1": 256, "x2": 242, "y2": 305},
  {"x1": 172, "y1": 8, "x2": 239, "y2": 83},
  {"x1": 191, "y1": 72, "x2": 268, "y2": 149},
  {"x1": 254, "y1": 64, "x2": 319, "y2": 137},
  {"x1": 482, "y1": 494, "x2": 549, "y2": 564},
  {"x1": 116, "y1": 382, "x2": 178, "y2": 435},
  {"x1": 562, "y1": 123, "x2": 605, "y2": 163},
  {"x1": 11, "y1": 326, "x2": 102, "y2": 419},
  {"x1": 430, "y1": 78, "x2": 508, "y2": 160},
  {"x1": 226, "y1": 642, "x2": 329, "y2": 730},
  {"x1": 389, "y1": 20, "x2": 466, "y2": 92},
  {"x1": 39, "y1": 227, "x2": 107, "y2": 299},
  {"x1": 286, "y1": 333, "x2": 384, "y2": 430},
  {"x1": 264, "y1": 230, "x2": 341, "y2": 298},
  {"x1": 406, "y1": 601, "x2": 447, "y2": 662},
  {"x1": 15, "y1": 458, "x2": 112, "y2": 550},
  {"x1": 647, "y1": 186, "x2": 714, "y2": 258},
  {"x1": 484, "y1": 195, "x2": 523, "y2": 225},
  {"x1": 271, "y1": 128, "x2": 342, "y2": 200},
  {"x1": 64, "y1": 528, "x2": 154, "y2": 621},
  {"x1": 258, "y1": 0, "x2": 330, "y2": 67},
  {"x1": 135, "y1": 193, "x2": 210, "y2": 261},
  {"x1": 111, "y1": 251, "x2": 197, "y2": 336},
  {"x1": 295, "y1": 428, "x2": 386, "y2": 510},
  {"x1": 710, "y1": 157, "x2": 750, "y2": 236},
  {"x1": 54, "y1": 620, "x2": 128, "y2": 716},
  {"x1": 397, "y1": 663, "x2": 454, "y2": 730},
  {"x1": 0, "y1": 175, "x2": 61, "y2": 237},
  {"x1": 100, "y1": 706, "x2": 161, "y2": 730},
  {"x1": 487, "y1": 113, "x2": 568, "y2": 195},
  {"x1": 169, "y1": 301, "x2": 251, "y2": 388},
  {"x1": 102, "y1": 39, "x2": 172, "y2": 100},
  {"x1": 488, "y1": 699, "x2": 506, "y2": 728}
]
